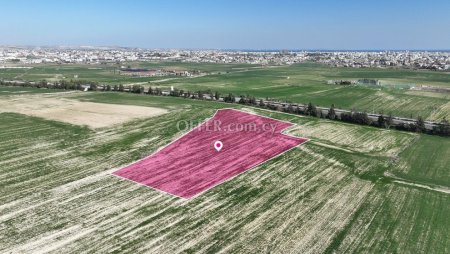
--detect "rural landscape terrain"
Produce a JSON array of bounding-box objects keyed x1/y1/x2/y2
[
  {"x1": 0, "y1": 61, "x2": 449, "y2": 253},
  {"x1": 2, "y1": 0, "x2": 450, "y2": 252},
  {"x1": 2, "y1": 61, "x2": 450, "y2": 121}
]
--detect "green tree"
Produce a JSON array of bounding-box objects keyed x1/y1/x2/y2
[
  {"x1": 377, "y1": 115, "x2": 386, "y2": 128},
  {"x1": 306, "y1": 102, "x2": 318, "y2": 117},
  {"x1": 435, "y1": 117, "x2": 450, "y2": 136},
  {"x1": 259, "y1": 99, "x2": 265, "y2": 107},
  {"x1": 238, "y1": 96, "x2": 245, "y2": 104},
  {"x1": 385, "y1": 113, "x2": 393, "y2": 129},
  {"x1": 327, "y1": 104, "x2": 336, "y2": 120},
  {"x1": 353, "y1": 112, "x2": 371, "y2": 125},
  {"x1": 38, "y1": 80, "x2": 47, "y2": 88},
  {"x1": 415, "y1": 116, "x2": 426, "y2": 133},
  {"x1": 286, "y1": 104, "x2": 294, "y2": 113}
]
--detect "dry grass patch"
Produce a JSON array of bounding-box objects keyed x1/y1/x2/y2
[
  {"x1": 286, "y1": 120, "x2": 415, "y2": 156},
  {"x1": 0, "y1": 95, "x2": 168, "y2": 128}
]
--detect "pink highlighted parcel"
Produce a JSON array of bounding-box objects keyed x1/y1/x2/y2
[{"x1": 113, "y1": 109, "x2": 308, "y2": 199}]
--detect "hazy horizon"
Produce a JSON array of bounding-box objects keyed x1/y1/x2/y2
[
  {"x1": 2, "y1": 45, "x2": 450, "y2": 52},
  {"x1": 2, "y1": 0, "x2": 450, "y2": 50}
]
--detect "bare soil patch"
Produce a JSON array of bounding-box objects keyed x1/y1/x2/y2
[{"x1": 0, "y1": 95, "x2": 167, "y2": 128}]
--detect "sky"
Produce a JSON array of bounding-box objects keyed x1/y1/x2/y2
[{"x1": 1, "y1": 0, "x2": 450, "y2": 50}]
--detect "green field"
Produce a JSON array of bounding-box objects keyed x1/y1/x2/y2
[
  {"x1": 0, "y1": 89, "x2": 448, "y2": 253},
  {"x1": 0, "y1": 86, "x2": 63, "y2": 95},
  {"x1": 0, "y1": 62, "x2": 258, "y2": 84},
  {"x1": 2, "y1": 62, "x2": 450, "y2": 120},
  {"x1": 391, "y1": 135, "x2": 450, "y2": 187}
]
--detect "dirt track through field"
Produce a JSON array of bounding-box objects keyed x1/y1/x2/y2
[
  {"x1": 0, "y1": 107, "x2": 376, "y2": 253},
  {"x1": 1, "y1": 93, "x2": 448, "y2": 253}
]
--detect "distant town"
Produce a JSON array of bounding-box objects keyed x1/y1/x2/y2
[{"x1": 1, "y1": 46, "x2": 449, "y2": 70}]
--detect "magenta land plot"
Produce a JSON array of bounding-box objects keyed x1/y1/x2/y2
[{"x1": 113, "y1": 109, "x2": 308, "y2": 199}]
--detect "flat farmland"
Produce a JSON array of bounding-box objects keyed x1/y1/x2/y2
[
  {"x1": 0, "y1": 62, "x2": 259, "y2": 84},
  {"x1": 0, "y1": 86, "x2": 64, "y2": 95},
  {"x1": 114, "y1": 109, "x2": 307, "y2": 198},
  {"x1": 0, "y1": 89, "x2": 449, "y2": 253},
  {"x1": 2, "y1": 62, "x2": 450, "y2": 120},
  {"x1": 153, "y1": 63, "x2": 450, "y2": 120},
  {"x1": 390, "y1": 135, "x2": 450, "y2": 187},
  {"x1": 332, "y1": 184, "x2": 450, "y2": 253},
  {"x1": 0, "y1": 94, "x2": 168, "y2": 128}
]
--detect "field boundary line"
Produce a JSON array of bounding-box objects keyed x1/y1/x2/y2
[
  {"x1": 110, "y1": 108, "x2": 309, "y2": 200},
  {"x1": 384, "y1": 172, "x2": 450, "y2": 194}
]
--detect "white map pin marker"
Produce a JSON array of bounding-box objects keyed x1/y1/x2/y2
[{"x1": 214, "y1": 141, "x2": 223, "y2": 152}]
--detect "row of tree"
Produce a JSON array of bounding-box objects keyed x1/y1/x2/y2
[
  {"x1": 280, "y1": 102, "x2": 449, "y2": 136},
  {"x1": 0, "y1": 79, "x2": 98, "y2": 90},
  {"x1": 1, "y1": 79, "x2": 449, "y2": 136}
]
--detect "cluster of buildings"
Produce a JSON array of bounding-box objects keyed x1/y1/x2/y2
[
  {"x1": 0, "y1": 46, "x2": 449, "y2": 70},
  {"x1": 309, "y1": 51, "x2": 450, "y2": 70},
  {"x1": 120, "y1": 67, "x2": 203, "y2": 77},
  {"x1": 0, "y1": 46, "x2": 140, "y2": 64},
  {"x1": 327, "y1": 79, "x2": 381, "y2": 86}
]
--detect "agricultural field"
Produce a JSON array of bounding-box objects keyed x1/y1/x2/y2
[
  {"x1": 2, "y1": 62, "x2": 450, "y2": 120},
  {"x1": 0, "y1": 86, "x2": 63, "y2": 95},
  {"x1": 113, "y1": 109, "x2": 307, "y2": 199},
  {"x1": 0, "y1": 62, "x2": 257, "y2": 84},
  {"x1": 0, "y1": 88, "x2": 448, "y2": 253},
  {"x1": 0, "y1": 94, "x2": 168, "y2": 128},
  {"x1": 390, "y1": 135, "x2": 450, "y2": 187}
]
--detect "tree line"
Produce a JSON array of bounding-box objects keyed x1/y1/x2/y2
[{"x1": 1, "y1": 79, "x2": 449, "y2": 136}]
